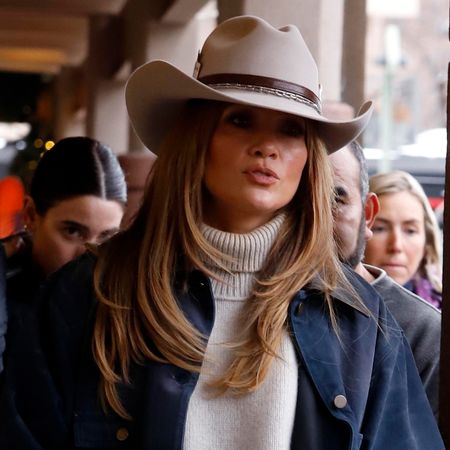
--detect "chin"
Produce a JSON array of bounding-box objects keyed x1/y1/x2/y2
[
  {"x1": 385, "y1": 270, "x2": 409, "y2": 286},
  {"x1": 245, "y1": 197, "x2": 287, "y2": 213},
  {"x1": 246, "y1": 204, "x2": 282, "y2": 218}
]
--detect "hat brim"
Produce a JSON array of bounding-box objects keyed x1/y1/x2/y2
[{"x1": 126, "y1": 60, "x2": 373, "y2": 154}]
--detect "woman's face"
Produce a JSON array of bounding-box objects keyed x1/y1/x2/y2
[
  {"x1": 25, "y1": 195, "x2": 124, "y2": 276},
  {"x1": 364, "y1": 191, "x2": 426, "y2": 285},
  {"x1": 203, "y1": 104, "x2": 308, "y2": 233}
]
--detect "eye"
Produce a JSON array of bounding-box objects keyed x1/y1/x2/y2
[
  {"x1": 334, "y1": 194, "x2": 346, "y2": 205},
  {"x1": 64, "y1": 225, "x2": 80, "y2": 236},
  {"x1": 404, "y1": 227, "x2": 419, "y2": 236},
  {"x1": 225, "y1": 110, "x2": 252, "y2": 129},
  {"x1": 62, "y1": 225, "x2": 85, "y2": 241},
  {"x1": 372, "y1": 224, "x2": 387, "y2": 233},
  {"x1": 333, "y1": 187, "x2": 347, "y2": 205},
  {"x1": 279, "y1": 119, "x2": 305, "y2": 137}
]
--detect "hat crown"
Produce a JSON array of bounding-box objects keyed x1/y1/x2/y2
[
  {"x1": 125, "y1": 15, "x2": 372, "y2": 155},
  {"x1": 197, "y1": 16, "x2": 319, "y2": 97}
]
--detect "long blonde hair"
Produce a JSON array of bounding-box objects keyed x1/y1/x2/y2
[
  {"x1": 93, "y1": 100, "x2": 353, "y2": 418},
  {"x1": 369, "y1": 170, "x2": 442, "y2": 292}
]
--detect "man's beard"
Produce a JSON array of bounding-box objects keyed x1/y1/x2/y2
[{"x1": 342, "y1": 212, "x2": 367, "y2": 269}]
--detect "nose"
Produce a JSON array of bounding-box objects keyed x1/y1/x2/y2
[
  {"x1": 74, "y1": 242, "x2": 89, "y2": 258},
  {"x1": 387, "y1": 228, "x2": 403, "y2": 253},
  {"x1": 248, "y1": 134, "x2": 279, "y2": 159}
]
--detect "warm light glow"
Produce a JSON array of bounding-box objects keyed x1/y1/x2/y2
[
  {"x1": 0, "y1": 176, "x2": 25, "y2": 238},
  {"x1": 0, "y1": 122, "x2": 31, "y2": 142},
  {"x1": 34, "y1": 138, "x2": 44, "y2": 148},
  {"x1": 44, "y1": 140, "x2": 55, "y2": 150},
  {"x1": 27, "y1": 160, "x2": 38, "y2": 171}
]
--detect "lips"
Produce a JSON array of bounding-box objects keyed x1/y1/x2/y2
[
  {"x1": 243, "y1": 165, "x2": 280, "y2": 185},
  {"x1": 382, "y1": 262, "x2": 406, "y2": 270}
]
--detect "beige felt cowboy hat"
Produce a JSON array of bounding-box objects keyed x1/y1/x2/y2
[{"x1": 126, "y1": 15, "x2": 373, "y2": 154}]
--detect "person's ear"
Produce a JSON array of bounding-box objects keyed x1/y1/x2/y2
[
  {"x1": 364, "y1": 192, "x2": 380, "y2": 241},
  {"x1": 23, "y1": 196, "x2": 39, "y2": 233}
]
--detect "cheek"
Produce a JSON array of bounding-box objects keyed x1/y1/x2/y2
[
  {"x1": 284, "y1": 151, "x2": 308, "y2": 188},
  {"x1": 208, "y1": 132, "x2": 235, "y2": 165},
  {"x1": 205, "y1": 137, "x2": 227, "y2": 177},
  {"x1": 45, "y1": 234, "x2": 73, "y2": 263},
  {"x1": 335, "y1": 212, "x2": 351, "y2": 236},
  {"x1": 39, "y1": 222, "x2": 74, "y2": 258},
  {"x1": 406, "y1": 245, "x2": 426, "y2": 278},
  {"x1": 365, "y1": 238, "x2": 386, "y2": 261},
  {"x1": 407, "y1": 234, "x2": 427, "y2": 262},
  {"x1": 204, "y1": 145, "x2": 241, "y2": 195},
  {"x1": 335, "y1": 223, "x2": 352, "y2": 249},
  {"x1": 33, "y1": 231, "x2": 72, "y2": 275},
  {"x1": 203, "y1": 158, "x2": 223, "y2": 196},
  {"x1": 338, "y1": 207, "x2": 360, "y2": 228},
  {"x1": 205, "y1": 154, "x2": 223, "y2": 179}
]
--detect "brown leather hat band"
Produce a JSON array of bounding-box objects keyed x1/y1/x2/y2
[{"x1": 198, "y1": 73, "x2": 321, "y2": 112}]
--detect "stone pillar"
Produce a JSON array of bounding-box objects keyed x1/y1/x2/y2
[
  {"x1": 53, "y1": 67, "x2": 86, "y2": 140},
  {"x1": 341, "y1": 0, "x2": 368, "y2": 112},
  {"x1": 122, "y1": 0, "x2": 152, "y2": 153},
  {"x1": 87, "y1": 79, "x2": 129, "y2": 154},
  {"x1": 124, "y1": 0, "x2": 216, "y2": 153},
  {"x1": 119, "y1": 0, "x2": 216, "y2": 220},
  {"x1": 318, "y1": 0, "x2": 345, "y2": 102},
  {"x1": 85, "y1": 15, "x2": 129, "y2": 154}
]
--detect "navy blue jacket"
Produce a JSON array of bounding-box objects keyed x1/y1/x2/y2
[{"x1": 0, "y1": 253, "x2": 444, "y2": 449}]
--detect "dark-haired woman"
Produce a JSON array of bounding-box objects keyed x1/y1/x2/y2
[
  {"x1": 9, "y1": 136, "x2": 126, "y2": 278},
  {"x1": 0, "y1": 136, "x2": 126, "y2": 448},
  {"x1": 0, "y1": 16, "x2": 444, "y2": 450}
]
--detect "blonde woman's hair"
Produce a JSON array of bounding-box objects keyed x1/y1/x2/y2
[
  {"x1": 92, "y1": 100, "x2": 358, "y2": 418},
  {"x1": 369, "y1": 170, "x2": 442, "y2": 292}
]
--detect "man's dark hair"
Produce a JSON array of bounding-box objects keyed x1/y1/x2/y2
[{"x1": 348, "y1": 140, "x2": 369, "y2": 203}]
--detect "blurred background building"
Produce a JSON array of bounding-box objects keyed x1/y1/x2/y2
[{"x1": 364, "y1": 0, "x2": 448, "y2": 205}]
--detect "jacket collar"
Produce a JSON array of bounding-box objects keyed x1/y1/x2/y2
[
  {"x1": 184, "y1": 265, "x2": 371, "y2": 317},
  {"x1": 306, "y1": 267, "x2": 371, "y2": 317}
]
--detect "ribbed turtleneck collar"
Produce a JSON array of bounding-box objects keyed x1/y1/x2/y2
[
  {"x1": 200, "y1": 214, "x2": 285, "y2": 301},
  {"x1": 201, "y1": 213, "x2": 285, "y2": 274}
]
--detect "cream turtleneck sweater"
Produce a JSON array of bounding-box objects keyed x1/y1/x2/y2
[{"x1": 184, "y1": 214, "x2": 298, "y2": 450}]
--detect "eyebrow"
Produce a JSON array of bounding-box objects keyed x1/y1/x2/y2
[
  {"x1": 61, "y1": 220, "x2": 88, "y2": 231},
  {"x1": 374, "y1": 218, "x2": 421, "y2": 226}
]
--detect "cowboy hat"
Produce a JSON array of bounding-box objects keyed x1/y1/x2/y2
[{"x1": 126, "y1": 15, "x2": 373, "y2": 154}]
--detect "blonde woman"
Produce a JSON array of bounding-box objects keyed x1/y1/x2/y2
[
  {"x1": 365, "y1": 170, "x2": 442, "y2": 309},
  {"x1": 0, "y1": 16, "x2": 443, "y2": 450}
]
